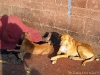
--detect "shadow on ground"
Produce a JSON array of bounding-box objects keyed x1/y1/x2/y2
[{"x1": 0, "y1": 45, "x2": 100, "y2": 75}]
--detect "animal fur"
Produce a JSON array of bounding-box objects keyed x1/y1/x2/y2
[
  {"x1": 8, "y1": 32, "x2": 53, "y2": 55},
  {"x1": 43, "y1": 32, "x2": 61, "y2": 45},
  {"x1": 51, "y1": 34, "x2": 96, "y2": 66}
]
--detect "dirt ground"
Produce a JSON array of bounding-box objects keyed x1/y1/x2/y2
[{"x1": 0, "y1": 46, "x2": 100, "y2": 75}]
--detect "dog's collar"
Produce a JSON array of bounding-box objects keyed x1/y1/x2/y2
[{"x1": 60, "y1": 45, "x2": 68, "y2": 53}]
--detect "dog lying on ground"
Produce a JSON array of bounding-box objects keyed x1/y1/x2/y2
[
  {"x1": 8, "y1": 32, "x2": 53, "y2": 56},
  {"x1": 51, "y1": 34, "x2": 96, "y2": 66},
  {"x1": 43, "y1": 32, "x2": 61, "y2": 45}
]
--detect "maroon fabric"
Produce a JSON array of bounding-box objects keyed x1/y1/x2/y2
[{"x1": 0, "y1": 15, "x2": 42, "y2": 49}]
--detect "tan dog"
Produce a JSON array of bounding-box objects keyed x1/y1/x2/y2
[
  {"x1": 51, "y1": 34, "x2": 95, "y2": 66},
  {"x1": 8, "y1": 32, "x2": 53, "y2": 55}
]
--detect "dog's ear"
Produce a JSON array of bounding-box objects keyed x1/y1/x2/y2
[
  {"x1": 68, "y1": 36, "x2": 73, "y2": 42},
  {"x1": 42, "y1": 32, "x2": 51, "y2": 44},
  {"x1": 43, "y1": 32, "x2": 49, "y2": 38},
  {"x1": 25, "y1": 32, "x2": 31, "y2": 35},
  {"x1": 21, "y1": 32, "x2": 30, "y2": 39}
]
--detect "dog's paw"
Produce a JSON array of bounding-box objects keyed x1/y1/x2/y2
[
  {"x1": 82, "y1": 63, "x2": 86, "y2": 66},
  {"x1": 69, "y1": 56, "x2": 74, "y2": 60},
  {"x1": 96, "y1": 58, "x2": 99, "y2": 61},
  {"x1": 96, "y1": 55, "x2": 100, "y2": 61},
  {"x1": 51, "y1": 57, "x2": 57, "y2": 60},
  {"x1": 51, "y1": 60, "x2": 57, "y2": 64}
]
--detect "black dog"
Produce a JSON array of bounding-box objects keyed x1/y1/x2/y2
[{"x1": 43, "y1": 32, "x2": 61, "y2": 45}]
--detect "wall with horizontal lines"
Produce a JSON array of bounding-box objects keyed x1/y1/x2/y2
[{"x1": 0, "y1": 0, "x2": 100, "y2": 55}]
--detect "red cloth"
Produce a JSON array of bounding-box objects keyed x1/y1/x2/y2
[{"x1": 0, "y1": 15, "x2": 42, "y2": 49}]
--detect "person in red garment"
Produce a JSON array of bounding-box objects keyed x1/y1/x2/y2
[{"x1": 0, "y1": 15, "x2": 42, "y2": 50}]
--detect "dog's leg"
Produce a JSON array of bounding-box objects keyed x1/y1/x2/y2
[
  {"x1": 77, "y1": 46, "x2": 95, "y2": 66},
  {"x1": 18, "y1": 51, "x2": 27, "y2": 61},
  {"x1": 82, "y1": 56, "x2": 95, "y2": 66},
  {"x1": 16, "y1": 44, "x2": 21, "y2": 47},
  {"x1": 57, "y1": 50, "x2": 62, "y2": 55},
  {"x1": 69, "y1": 56, "x2": 84, "y2": 60},
  {"x1": 51, "y1": 55, "x2": 68, "y2": 64},
  {"x1": 7, "y1": 49, "x2": 22, "y2": 52},
  {"x1": 51, "y1": 55, "x2": 68, "y2": 60},
  {"x1": 41, "y1": 51, "x2": 48, "y2": 55}
]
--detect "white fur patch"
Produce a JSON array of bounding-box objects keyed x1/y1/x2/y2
[{"x1": 60, "y1": 45, "x2": 67, "y2": 53}]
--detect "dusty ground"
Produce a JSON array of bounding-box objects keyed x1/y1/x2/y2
[{"x1": 0, "y1": 46, "x2": 100, "y2": 75}]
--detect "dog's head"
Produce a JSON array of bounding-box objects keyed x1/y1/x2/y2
[
  {"x1": 21, "y1": 32, "x2": 30, "y2": 39},
  {"x1": 60, "y1": 34, "x2": 73, "y2": 46},
  {"x1": 43, "y1": 32, "x2": 51, "y2": 44},
  {"x1": 43, "y1": 32, "x2": 61, "y2": 45}
]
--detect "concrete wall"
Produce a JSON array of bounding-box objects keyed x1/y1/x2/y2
[{"x1": 0, "y1": 0, "x2": 100, "y2": 55}]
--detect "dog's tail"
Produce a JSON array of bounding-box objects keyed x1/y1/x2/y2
[{"x1": 82, "y1": 55, "x2": 95, "y2": 66}]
